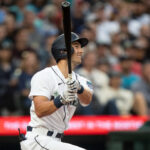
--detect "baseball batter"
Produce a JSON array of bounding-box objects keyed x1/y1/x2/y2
[{"x1": 20, "y1": 32, "x2": 93, "y2": 150}]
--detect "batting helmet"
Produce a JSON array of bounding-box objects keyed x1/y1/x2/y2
[{"x1": 51, "y1": 32, "x2": 88, "y2": 62}]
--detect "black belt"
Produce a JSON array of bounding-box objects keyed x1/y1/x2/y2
[{"x1": 27, "y1": 126, "x2": 63, "y2": 139}]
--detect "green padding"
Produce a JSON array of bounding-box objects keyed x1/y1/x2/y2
[
  {"x1": 106, "y1": 121, "x2": 150, "y2": 150},
  {"x1": 139, "y1": 121, "x2": 150, "y2": 131}
]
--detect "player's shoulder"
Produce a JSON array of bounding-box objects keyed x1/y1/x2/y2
[{"x1": 32, "y1": 67, "x2": 53, "y2": 80}]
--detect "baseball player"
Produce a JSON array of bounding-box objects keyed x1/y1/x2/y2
[{"x1": 20, "y1": 32, "x2": 93, "y2": 150}]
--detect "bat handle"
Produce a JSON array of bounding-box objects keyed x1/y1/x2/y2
[{"x1": 68, "y1": 73, "x2": 72, "y2": 79}]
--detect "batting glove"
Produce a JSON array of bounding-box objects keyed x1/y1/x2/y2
[
  {"x1": 66, "y1": 77, "x2": 84, "y2": 94},
  {"x1": 53, "y1": 88, "x2": 76, "y2": 108},
  {"x1": 61, "y1": 89, "x2": 76, "y2": 104},
  {"x1": 66, "y1": 78, "x2": 78, "y2": 93}
]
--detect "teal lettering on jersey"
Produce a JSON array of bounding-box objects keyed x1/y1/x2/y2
[{"x1": 87, "y1": 81, "x2": 93, "y2": 90}]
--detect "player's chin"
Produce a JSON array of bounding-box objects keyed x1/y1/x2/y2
[
  {"x1": 77, "y1": 59, "x2": 82, "y2": 64},
  {"x1": 73, "y1": 60, "x2": 81, "y2": 66}
]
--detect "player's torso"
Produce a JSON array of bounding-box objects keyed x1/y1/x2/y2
[{"x1": 29, "y1": 66, "x2": 78, "y2": 132}]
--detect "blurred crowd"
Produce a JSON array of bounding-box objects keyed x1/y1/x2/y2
[{"x1": 0, "y1": 0, "x2": 150, "y2": 116}]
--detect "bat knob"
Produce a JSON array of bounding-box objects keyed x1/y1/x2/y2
[{"x1": 62, "y1": 1, "x2": 70, "y2": 7}]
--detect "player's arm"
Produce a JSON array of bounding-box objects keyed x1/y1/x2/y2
[
  {"x1": 33, "y1": 96, "x2": 58, "y2": 118},
  {"x1": 77, "y1": 88, "x2": 92, "y2": 105},
  {"x1": 33, "y1": 89, "x2": 75, "y2": 118},
  {"x1": 76, "y1": 76, "x2": 93, "y2": 105},
  {"x1": 30, "y1": 73, "x2": 59, "y2": 118}
]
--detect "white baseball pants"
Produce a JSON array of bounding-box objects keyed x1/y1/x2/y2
[{"x1": 20, "y1": 132, "x2": 86, "y2": 150}]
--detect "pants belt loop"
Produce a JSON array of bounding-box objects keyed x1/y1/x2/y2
[{"x1": 47, "y1": 131, "x2": 53, "y2": 136}]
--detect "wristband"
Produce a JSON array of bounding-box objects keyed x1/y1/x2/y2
[
  {"x1": 53, "y1": 95, "x2": 64, "y2": 108},
  {"x1": 77, "y1": 85, "x2": 84, "y2": 94}
]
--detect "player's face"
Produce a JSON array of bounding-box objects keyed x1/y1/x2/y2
[{"x1": 71, "y1": 42, "x2": 83, "y2": 65}]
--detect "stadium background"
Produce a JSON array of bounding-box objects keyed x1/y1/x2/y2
[{"x1": 0, "y1": 0, "x2": 150, "y2": 150}]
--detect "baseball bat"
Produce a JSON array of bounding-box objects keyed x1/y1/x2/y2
[{"x1": 61, "y1": 1, "x2": 72, "y2": 78}]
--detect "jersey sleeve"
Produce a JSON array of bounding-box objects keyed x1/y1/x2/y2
[
  {"x1": 29, "y1": 70, "x2": 53, "y2": 100},
  {"x1": 76, "y1": 74, "x2": 93, "y2": 94}
]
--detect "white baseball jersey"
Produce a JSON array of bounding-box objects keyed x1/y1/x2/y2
[{"x1": 28, "y1": 65, "x2": 93, "y2": 133}]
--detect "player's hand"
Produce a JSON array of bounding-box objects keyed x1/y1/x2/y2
[
  {"x1": 54, "y1": 90, "x2": 76, "y2": 108},
  {"x1": 66, "y1": 78, "x2": 78, "y2": 93},
  {"x1": 66, "y1": 77, "x2": 84, "y2": 94},
  {"x1": 61, "y1": 88, "x2": 76, "y2": 104}
]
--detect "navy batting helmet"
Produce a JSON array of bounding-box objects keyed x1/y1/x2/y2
[{"x1": 51, "y1": 32, "x2": 88, "y2": 62}]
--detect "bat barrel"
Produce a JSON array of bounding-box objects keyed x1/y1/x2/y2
[{"x1": 61, "y1": 1, "x2": 72, "y2": 75}]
